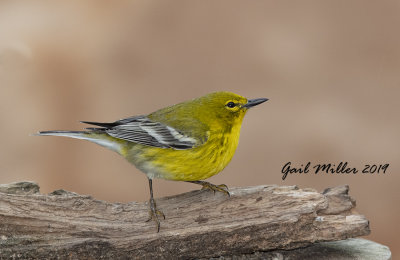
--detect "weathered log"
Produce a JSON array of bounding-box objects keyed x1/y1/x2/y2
[
  {"x1": 0, "y1": 182, "x2": 370, "y2": 259},
  {"x1": 205, "y1": 238, "x2": 391, "y2": 260}
]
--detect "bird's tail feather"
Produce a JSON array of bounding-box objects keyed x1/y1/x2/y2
[
  {"x1": 35, "y1": 131, "x2": 122, "y2": 153},
  {"x1": 36, "y1": 130, "x2": 89, "y2": 138}
]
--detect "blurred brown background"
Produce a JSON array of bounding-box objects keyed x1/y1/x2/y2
[{"x1": 0, "y1": 0, "x2": 399, "y2": 256}]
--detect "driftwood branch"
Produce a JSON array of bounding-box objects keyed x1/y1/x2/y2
[{"x1": 0, "y1": 182, "x2": 370, "y2": 259}]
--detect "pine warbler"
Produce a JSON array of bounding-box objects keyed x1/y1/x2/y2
[{"x1": 37, "y1": 91, "x2": 268, "y2": 231}]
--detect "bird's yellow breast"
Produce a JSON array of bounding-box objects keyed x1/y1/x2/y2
[{"x1": 121, "y1": 122, "x2": 242, "y2": 181}]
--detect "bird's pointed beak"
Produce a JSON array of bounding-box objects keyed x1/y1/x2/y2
[{"x1": 243, "y1": 98, "x2": 269, "y2": 108}]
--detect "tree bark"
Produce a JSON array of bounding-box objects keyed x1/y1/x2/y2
[{"x1": 0, "y1": 182, "x2": 370, "y2": 259}]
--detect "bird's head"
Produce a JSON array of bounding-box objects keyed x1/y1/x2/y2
[{"x1": 195, "y1": 91, "x2": 268, "y2": 130}]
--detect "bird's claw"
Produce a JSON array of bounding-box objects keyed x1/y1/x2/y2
[
  {"x1": 200, "y1": 182, "x2": 230, "y2": 197},
  {"x1": 146, "y1": 200, "x2": 165, "y2": 232}
]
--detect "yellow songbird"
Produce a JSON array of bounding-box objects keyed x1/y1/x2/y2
[{"x1": 37, "y1": 91, "x2": 268, "y2": 231}]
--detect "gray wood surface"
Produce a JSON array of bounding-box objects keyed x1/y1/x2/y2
[
  {"x1": 0, "y1": 182, "x2": 370, "y2": 259},
  {"x1": 206, "y1": 238, "x2": 391, "y2": 260}
]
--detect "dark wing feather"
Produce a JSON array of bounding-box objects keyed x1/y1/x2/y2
[{"x1": 82, "y1": 116, "x2": 200, "y2": 149}]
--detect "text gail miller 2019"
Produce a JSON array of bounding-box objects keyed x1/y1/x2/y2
[{"x1": 281, "y1": 162, "x2": 389, "y2": 180}]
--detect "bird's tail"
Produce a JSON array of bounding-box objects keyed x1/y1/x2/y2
[
  {"x1": 35, "y1": 131, "x2": 123, "y2": 154},
  {"x1": 36, "y1": 130, "x2": 90, "y2": 139}
]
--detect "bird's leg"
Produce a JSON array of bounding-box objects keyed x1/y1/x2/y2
[
  {"x1": 145, "y1": 178, "x2": 165, "y2": 232},
  {"x1": 187, "y1": 180, "x2": 230, "y2": 197}
]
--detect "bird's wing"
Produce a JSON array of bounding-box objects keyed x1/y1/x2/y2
[{"x1": 82, "y1": 116, "x2": 203, "y2": 150}]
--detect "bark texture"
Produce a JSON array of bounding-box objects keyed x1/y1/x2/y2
[
  {"x1": 205, "y1": 238, "x2": 391, "y2": 260},
  {"x1": 0, "y1": 182, "x2": 370, "y2": 259}
]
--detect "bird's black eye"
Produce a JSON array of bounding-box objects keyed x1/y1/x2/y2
[{"x1": 226, "y1": 102, "x2": 236, "y2": 108}]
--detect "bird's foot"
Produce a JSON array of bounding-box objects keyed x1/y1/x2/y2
[
  {"x1": 145, "y1": 199, "x2": 165, "y2": 232},
  {"x1": 189, "y1": 181, "x2": 230, "y2": 197}
]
